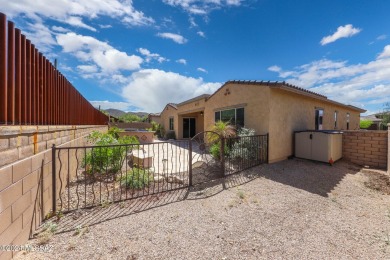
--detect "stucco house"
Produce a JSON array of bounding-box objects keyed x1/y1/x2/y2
[{"x1": 158, "y1": 80, "x2": 365, "y2": 163}]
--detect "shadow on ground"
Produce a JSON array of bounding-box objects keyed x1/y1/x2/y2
[
  {"x1": 52, "y1": 169, "x2": 259, "y2": 235},
  {"x1": 44, "y1": 158, "x2": 362, "y2": 235},
  {"x1": 258, "y1": 158, "x2": 362, "y2": 197}
]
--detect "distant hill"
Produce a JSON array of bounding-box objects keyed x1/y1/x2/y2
[
  {"x1": 104, "y1": 109, "x2": 126, "y2": 117},
  {"x1": 104, "y1": 109, "x2": 149, "y2": 118}
]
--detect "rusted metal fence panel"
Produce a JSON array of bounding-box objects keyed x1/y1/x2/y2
[
  {"x1": 0, "y1": 14, "x2": 7, "y2": 124},
  {"x1": 0, "y1": 13, "x2": 108, "y2": 125}
]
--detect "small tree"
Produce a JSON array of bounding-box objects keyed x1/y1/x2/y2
[
  {"x1": 119, "y1": 114, "x2": 142, "y2": 122},
  {"x1": 208, "y1": 121, "x2": 236, "y2": 160},
  {"x1": 360, "y1": 119, "x2": 373, "y2": 129},
  {"x1": 381, "y1": 102, "x2": 390, "y2": 129}
]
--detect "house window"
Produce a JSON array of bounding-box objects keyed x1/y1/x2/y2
[
  {"x1": 214, "y1": 107, "x2": 244, "y2": 127},
  {"x1": 169, "y1": 117, "x2": 174, "y2": 131},
  {"x1": 347, "y1": 113, "x2": 350, "y2": 130},
  {"x1": 315, "y1": 108, "x2": 323, "y2": 130},
  {"x1": 334, "y1": 111, "x2": 338, "y2": 129}
]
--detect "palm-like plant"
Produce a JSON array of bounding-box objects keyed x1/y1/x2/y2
[{"x1": 211, "y1": 121, "x2": 236, "y2": 138}]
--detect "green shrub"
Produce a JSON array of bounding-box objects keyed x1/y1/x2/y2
[
  {"x1": 148, "y1": 121, "x2": 165, "y2": 138},
  {"x1": 164, "y1": 130, "x2": 176, "y2": 140},
  {"x1": 84, "y1": 132, "x2": 139, "y2": 174},
  {"x1": 107, "y1": 126, "x2": 121, "y2": 139},
  {"x1": 210, "y1": 142, "x2": 229, "y2": 160},
  {"x1": 229, "y1": 128, "x2": 259, "y2": 161},
  {"x1": 360, "y1": 119, "x2": 373, "y2": 129},
  {"x1": 121, "y1": 167, "x2": 152, "y2": 189}
]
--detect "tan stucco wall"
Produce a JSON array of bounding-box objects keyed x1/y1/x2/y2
[
  {"x1": 159, "y1": 82, "x2": 363, "y2": 163},
  {"x1": 160, "y1": 105, "x2": 178, "y2": 137},
  {"x1": 204, "y1": 83, "x2": 270, "y2": 135},
  {"x1": 149, "y1": 115, "x2": 161, "y2": 124},
  {"x1": 268, "y1": 89, "x2": 361, "y2": 162}
]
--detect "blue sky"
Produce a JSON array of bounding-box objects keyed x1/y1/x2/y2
[{"x1": 2, "y1": 0, "x2": 390, "y2": 115}]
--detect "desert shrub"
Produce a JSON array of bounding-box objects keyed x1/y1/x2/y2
[
  {"x1": 164, "y1": 130, "x2": 176, "y2": 140},
  {"x1": 360, "y1": 119, "x2": 373, "y2": 129},
  {"x1": 229, "y1": 128, "x2": 259, "y2": 161},
  {"x1": 148, "y1": 121, "x2": 165, "y2": 138},
  {"x1": 121, "y1": 167, "x2": 152, "y2": 189},
  {"x1": 210, "y1": 142, "x2": 229, "y2": 160},
  {"x1": 84, "y1": 132, "x2": 139, "y2": 174},
  {"x1": 107, "y1": 126, "x2": 121, "y2": 139}
]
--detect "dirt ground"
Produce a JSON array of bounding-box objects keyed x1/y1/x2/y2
[{"x1": 15, "y1": 159, "x2": 390, "y2": 259}]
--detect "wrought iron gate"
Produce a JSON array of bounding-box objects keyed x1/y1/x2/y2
[{"x1": 52, "y1": 133, "x2": 268, "y2": 213}]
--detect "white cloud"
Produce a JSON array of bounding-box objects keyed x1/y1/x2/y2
[
  {"x1": 157, "y1": 32, "x2": 188, "y2": 44},
  {"x1": 268, "y1": 45, "x2": 390, "y2": 113},
  {"x1": 197, "y1": 31, "x2": 206, "y2": 37},
  {"x1": 138, "y1": 48, "x2": 167, "y2": 63},
  {"x1": 90, "y1": 100, "x2": 132, "y2": 111},
  {"x1": 57, "y1": 32, "x2": 143, "y2": 74},
  {"x1": 122, "y1": 69, "x2": 220, "y2": 112},
  {"x1": 320, "y1": 24, "x2": 361, "y2": 45},
  {"x1": 268, "y1": 65, "x2": 281, "y2": 72},
  {"x1": 176, "y1": 59, "x2": 187, "y2": 65},
  {"x1": 99, "y1": 24, "x2": 112, "y2": 29},
  {"x1": 377, "y1": 34, "x2": 387, "y2": 40},
  {"x1": 65, "y1": 16, "x2": 97, "y2": 31},
  {"x1": 51, "y1": 26, "x2": 70, "y2": 33},
  {"x1": 163, "y1": 0, "x2": 243, "y2": 15},
  {"x1": 1, "y1": 0, "x2": 154, "y2": 29},
  {"x1": 77, "y1": 64, "x2": 99, "y2": 73},
  {"x1": 23, "y1": 22, "x2": 57, "y2": 53},
  {"x1": 378, "y1": 45, "x2": 390, "y2": 59},
  {"x1": 197, "y1": 67, "x2": 208, "y2": 73},
  {"x1": 189, "y1": 17, "x2": 198, "y2": 27}
]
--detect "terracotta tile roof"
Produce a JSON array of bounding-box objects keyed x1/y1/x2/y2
[
  {"x1": 167, "y1": 103, "x2": 178, "y2": 109},
  {"x1": 177, "y1": 94, "x2": 210, "y2": 106},
  {"x1": 207, "y1": 80, "x2": 365, "y2": 113},
  {"x1": 225, "y1": 80, "x2": 327, "y2": 99}
]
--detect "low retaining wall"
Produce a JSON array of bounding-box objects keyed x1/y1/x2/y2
[
  {"x1": 0, "y1": 126, "x2": 107, "y2": 168},
  {"x1": 109, "y1": 122, "x2": 152, "y2": 130},
  {"x1": 342, "y1": 130, "x2": 388, "y2": 169},
  {"x1": 0, "y1": 125, "x2": 107, "y2": 260}
]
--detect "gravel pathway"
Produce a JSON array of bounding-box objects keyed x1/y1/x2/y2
[{"x1": 16, "y1": 159, "x2": 390, "y2": 259}]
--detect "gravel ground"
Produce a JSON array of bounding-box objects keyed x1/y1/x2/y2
[{"x1": 15, "y1": 159, "x2": 390, "y2": 259}]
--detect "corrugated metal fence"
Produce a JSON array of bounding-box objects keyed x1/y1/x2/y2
[{"x1": 0, "y1": 13, "x2": 108, "y2": 125}]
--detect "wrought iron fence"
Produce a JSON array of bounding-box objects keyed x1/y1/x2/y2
[
  {"x1": 0, "y1": 13, "x2": 108, "y2": 125},
  {"x1": 52, "y1": 141, "x2": 190, "y2": 212},
  {"x1": 52, "y1": 134, "x2": 268, "y2": 213},
  {"x1": 224, "y1": 135, "x2": 268, "y2": 175}
]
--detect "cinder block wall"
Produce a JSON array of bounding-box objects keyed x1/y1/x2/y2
[
  {"x1": 0, "y1": 125, "x2": 107, "y2": 260},
  {"x1": 0, "y1": 126, "x2": 107, "y2": 168},
  {"x1": 342, "y1": 130, "x2": 388, "y2": 169}
]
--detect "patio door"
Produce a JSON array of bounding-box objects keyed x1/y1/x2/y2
[{"x1": 183, "y1": 118, "x2": 196, "y2": 138}]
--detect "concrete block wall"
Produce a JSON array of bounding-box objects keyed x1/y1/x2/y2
[
  {"x1": 0, "y1": 125, "x2": 107, "y2": 259},
  {"x1": 0, "y1": 125, "x2": 105, "y2": 168},
  {"x1": 343, "y1": 130, "x2": 388, "y2": 169}
]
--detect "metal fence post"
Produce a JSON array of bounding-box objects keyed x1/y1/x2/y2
[
  {"x1": 188, "y1": 140, "x2": 192, "y2": 186},
  {"x1": 51, "y1": 144, "x2": 56, "y2": 214},
  {"x1": 221, "y1": 137, "x2": 225, "y2": 177},
  {"x1": 266, "y1": 133, "x2": 269, "y2": 163}
]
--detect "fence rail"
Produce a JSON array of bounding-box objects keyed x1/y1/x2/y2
[
  {"x1": 52, "y1": 134, "x2": 268, "y2": 213},
  {"x1": 0, "y1": 13, "x2": 108, "y2": 125}
]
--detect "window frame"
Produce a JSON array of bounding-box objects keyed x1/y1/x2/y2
[
  {"x1": 334, "y1": 111, "x2": 338, "y2": 129},
  {"x1": 169, "y1": 117, "x2": 174, "y2": 131},
  {"x1": 315, "y1": 108, "x2": 324, "y2": 130},
  {"x1": 214, "y1": 107, "x2": 244, "y2": 127}
]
